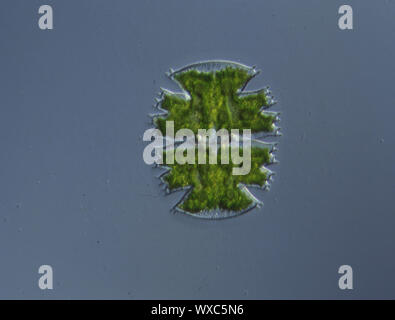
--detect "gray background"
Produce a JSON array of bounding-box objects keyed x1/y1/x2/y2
[{"x1": 0, "y1": 0, "x2": 394, "y2": 299}]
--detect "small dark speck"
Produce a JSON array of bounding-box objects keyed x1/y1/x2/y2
[
  {"x1": 96, "y1": 240, "x2": 101, "y2": 245},
  {"x1": 379, "y1": 138, "x2": 384, "y2": 144},
  {"x1": 16, "y1": 203, "x2": 21, "y2": 208}
]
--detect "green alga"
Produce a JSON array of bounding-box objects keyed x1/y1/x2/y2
[{"x1": 154, "y1": 64, "x2": 277, "y2": 215}]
